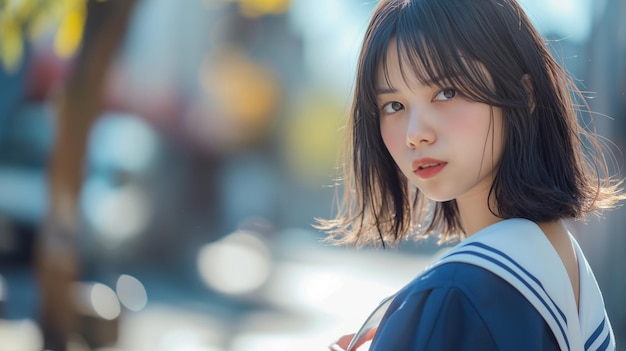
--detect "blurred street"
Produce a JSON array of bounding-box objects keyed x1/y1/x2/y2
[{"x1": 1, "y1": 224, "x2": 441, "y2": 351}]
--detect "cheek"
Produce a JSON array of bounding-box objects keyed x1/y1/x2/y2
[
  {"x1": 449, "y1": 104, "x2": 489, "y2": 129},
  {"x1": 447, "y1": 105, "x2": 495, "y2": 141},
  {"x1": 380, "y1": 122, "x2": 400, "y2": 153},
  {"x1": 458, "y1": 107, "x2": 504, "y2": 165}
]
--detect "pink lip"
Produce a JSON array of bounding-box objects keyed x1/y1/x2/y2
[{"x1": 412, "y1": 158, "x2": 447, "y2": 179}]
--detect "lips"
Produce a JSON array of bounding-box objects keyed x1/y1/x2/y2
[
  {"x1": 412, "y1": 158, "x2": 447, "y2": 179},
  {"x1": 418, "y1": 163, "x2": 441, "y2": 169}
]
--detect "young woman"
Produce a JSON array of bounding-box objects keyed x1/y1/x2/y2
[{"x1": 320, "y1": 0, "x2": 625, "y2": 350}]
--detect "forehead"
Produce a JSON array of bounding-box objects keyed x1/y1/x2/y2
[
  {"x1": 376, "y1": 38, "x2": 434, "y2": 89},
  {"x1": 375, "y1": 37, "x2": 460, "y2": 91},
  {"x1": 375, "y1": 37, "x2": 495, "y2": 93}
]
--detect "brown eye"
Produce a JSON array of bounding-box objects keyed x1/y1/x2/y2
[
  {"x1": 382, "y1": 101, "x2": 404, "y2": 114},
  {"x1": 434, "y1": 89, "x2": 457, "y2": 101}
]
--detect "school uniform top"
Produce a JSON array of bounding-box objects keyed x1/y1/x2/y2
[{"x1": 368, "y1": 219, "x2": 615, "y2": 351}]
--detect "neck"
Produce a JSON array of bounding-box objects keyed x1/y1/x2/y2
[{"x1": 456, "y1": 191, "x2": 503, "y2": 237}]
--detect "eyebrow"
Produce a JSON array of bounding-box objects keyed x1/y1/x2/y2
[
  {"x1": 375, "y1": 87, "x2": 396, "y2": 95},
  {"x1": 375, "y1": 75, "x2": 452, "y2": 95}
]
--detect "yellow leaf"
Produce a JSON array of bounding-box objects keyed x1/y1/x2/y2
[
  {"x1": 15, "y1": 0, "x2": 37, "y2": 21},
  {"x1": 237, "y1": 0, "x2": 291, "y2": 17},
  {"x1": 27, "y1": 10, "x2": 53, "y2": 41},
  {"x1": 0, "y1": 18, "x2": 24, "y2": 72},
  {"x1": 206, "y1": 48, "x2": 281, "y2": 127},
  {"x1": 285, "y1": 95, "x2": 344, "y2": 183},
  {"x1": 54, "y1": 8, "x2": 86, "y2": 58},
  {"x1": 63, "y1": 0, "x2": 86, "y2": 12}
]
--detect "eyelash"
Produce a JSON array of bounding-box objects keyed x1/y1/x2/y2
[
  {"x1": 379, "y1": 88, "x2": 458, "y2": 115},
  {"x1": 381, "y1": 101, "x2": 404, "y2": 114},
  {"x1": 434, "y1": 88, "x2": 457, "y2": 101}
]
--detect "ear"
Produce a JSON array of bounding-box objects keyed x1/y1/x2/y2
[{"x1": 521, "y1": 74, "x2": 536, "y2": 113}]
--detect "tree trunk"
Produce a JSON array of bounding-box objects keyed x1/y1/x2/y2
[{"x1": 36, "y1": 1, "x2": 136, "y2": 349}]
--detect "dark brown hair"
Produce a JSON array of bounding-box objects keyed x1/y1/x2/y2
[{"x1": 316, "y1": 0, "x2": 625, "y2": 246}]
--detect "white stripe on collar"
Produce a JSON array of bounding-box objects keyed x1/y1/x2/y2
[{"x1": 426, "y1": 218, "x2": 615, "y2": 351}]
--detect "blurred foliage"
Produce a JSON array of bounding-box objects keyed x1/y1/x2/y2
[
  {"x1": 0, "y1": 0, "x2": 292, "y2": 70},
  {"x1": 0, "y1": 0, "x2": 87, "y2": 72},
  {"x1": 285, "y1": 94, "x2": 344, "y2": 183},
  {"x1": 201, "y1": 45, "x2": 281, "y2": 138},
  {"x1": 221, "y1": 0, "x2": 290, "y2": 18}
]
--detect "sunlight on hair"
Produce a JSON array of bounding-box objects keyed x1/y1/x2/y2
[{"x1": 197, "y1": 230, "x2": 272, "y2": 295}]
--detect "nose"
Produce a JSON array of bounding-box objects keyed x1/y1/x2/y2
[{"x1": 406, "y1": 109, "x2": 435, "y2": 149}]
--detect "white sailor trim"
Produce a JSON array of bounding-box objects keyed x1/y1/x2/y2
[
  {"x1": 436, "y1": 242, "x2": 571, "y2": 351},
  {"x1": 584, "y1": 316, "x2": 613, "y2": 351},
  {"x1": 584, "y1": 318, "x2": 605, "y2": 350},
  {"x1": 596, "y1": 331, "x2": 612, "y2": 351},
  {"x1": 409, "y1": 218, "x2": 615, "y2": 351},
  {"x1": 463, "y1": 242, "x2": 568, "y2": 323},
  {"x1": 571, "y1": 235, "x2": 616, "y2": 351}
]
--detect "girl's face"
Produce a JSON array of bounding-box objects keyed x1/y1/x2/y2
[{"x1": 377, "y1": 41, "x2": 504, "y2": 205}]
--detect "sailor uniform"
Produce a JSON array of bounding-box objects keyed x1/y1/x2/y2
[{"x1": 366, "y1": 219, "x2": 615, "y2": 351}]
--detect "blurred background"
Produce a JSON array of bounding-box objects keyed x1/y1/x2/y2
[{"x1": 0, "y1": 0, "x2": 624, "y2": 350}]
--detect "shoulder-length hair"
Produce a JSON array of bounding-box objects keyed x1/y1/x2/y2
[{"x1": 317, "y1": 0, "x2": 625, "y2": 246}]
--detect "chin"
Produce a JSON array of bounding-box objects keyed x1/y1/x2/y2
[
  {"x1": 413, "y1": 182, "x2": 461, "y2": 202},
  {"x1": 419, "y1": 191, "x2": 456, "y2": 203}
]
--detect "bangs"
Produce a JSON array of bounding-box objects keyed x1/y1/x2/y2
[
  {"x1": 392, "y1": 34, "x2": 497, "y2": 104},
  {"x1": 364, "y1": 0, "x2": 514, "y2": 109}
]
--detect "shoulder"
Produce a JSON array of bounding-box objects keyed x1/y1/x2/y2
[{"x1": 370, "y1": 262, "x2": 559, "y2": 351}]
